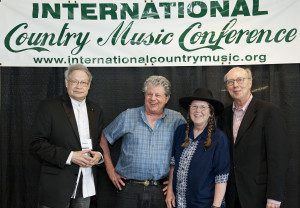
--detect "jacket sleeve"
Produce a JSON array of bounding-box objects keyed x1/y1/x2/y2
[
  {"x1": 94, "y1": 106, "x2": 104, "y2": 155},
  {"x1": 265, "y1": 105, "x2": 289, "y2": 201},
  {"x1": 30, "y1": 100, "x2": 70, "y2": 168}
]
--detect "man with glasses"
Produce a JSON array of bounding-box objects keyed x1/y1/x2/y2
[
  {"x1": 31, "y1": 64, "x2": 104, "y2": 208},
  {"x1": 220, "y1": 66, "x2": 289, "y2": 208}
]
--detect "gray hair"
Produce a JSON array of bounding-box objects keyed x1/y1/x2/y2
[
  {"x1": 64, "y1": 64, "x2": 92, "y2": 82},
  {"x1": 224, "y1": 65, "x2": 253, "y2": 82},
  {"x1": 143, "y1": 75, "x2": 171, "y2": 96}
]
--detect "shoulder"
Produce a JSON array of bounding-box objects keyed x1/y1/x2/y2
[
  {"x1": 174, "y1": 124, "x2": 187, "y2": 143},
  {"x1": 122, "y1": 106, "x2": 142, "y2": 116},
  {"x1": 213, "y1": 128, "x2": 229, "y2": 143},
  {"x1": 254, "y1": 98, "x2": 278, "y2": 108},
  {"x1": 214, "y1": 128, "x2": 227, "y2": 139},
  {"x1": 33, "y1": 97, "x2": 66, "y2": 119},
  {"x1": 220, "y1": 104, "x2": 233, "y2": 118},
  {"x1": 219, "y1": 104, "x2": 233, "y2": 125},
  {"x1": 164, "y1": 108, "x2": 180, "y2": 115},
  {"x1": 164, "y1": 108, "x2": 185, "y2": 120},
  {"x1": 86, "y1": 99, "x2": 103, "y2": 112},
  {"x1": 126, "y1": 106, "x2": 142, "y2": 113},
  {"x1": 176, "y1": 123, "x2": 187, "y2": 131},
  {"x1": 112, "y1": 106, "x2": 142, "y2": 122},
  {"x1": 174, "y1": 124, "x2": 187, "y2": 139},
  {"x1": 38, "y1": 96, "x2": 64, "y2": 109},
  {"x1": 252, "y1": 98, "x2": 280, "y2": 114},
  {"x1": 223, "y1": 104, "x2": 233, "y2": 113}
]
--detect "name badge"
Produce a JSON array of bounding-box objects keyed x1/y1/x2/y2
[{"x1": 81, "y1": 138, "x2": 92, "y2": 150}]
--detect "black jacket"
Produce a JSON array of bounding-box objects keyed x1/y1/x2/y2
[
  {"x1": 31, "y1": 95, "x2": 104, "y2": 208},
  {"x1": 219, "y1": 97, "x2": 289, "y2": 208}
]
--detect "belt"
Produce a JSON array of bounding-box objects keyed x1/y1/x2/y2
[{"x1": 125, "y1": 178, "x2": 165, "y2": 187}]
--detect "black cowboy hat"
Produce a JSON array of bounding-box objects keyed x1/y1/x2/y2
[{"x1": 179, "y1": 88, "x2": 224, "y2": 115}]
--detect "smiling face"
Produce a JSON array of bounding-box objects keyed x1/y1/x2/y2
[
  {"x1": 225, "y1": 67, "x2": 252, "y2": 105},
  {"x1": 65, "y1": 70, "x2": 91, "y2": 102},
  {"x1": 189, "y1": 100, "x2": 211, "y2": 127},
  {"x1": 144, "y1": 84, "x2": 169, "y2": 115}
]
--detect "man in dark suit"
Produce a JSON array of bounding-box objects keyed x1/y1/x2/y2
[
  {"x1": 31, "y1": 64, "x2": 104, "y2": 208},
  {"x1": 220, "y1": 66, "x2": 289, "y2": 208}
]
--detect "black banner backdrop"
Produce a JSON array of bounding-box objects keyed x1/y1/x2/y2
[{"x1": 1, "y1": 65, "x2": 299, "y2": 208}]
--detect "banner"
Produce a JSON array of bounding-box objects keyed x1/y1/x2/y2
[{"x1": 0, "y1": 0, "x2": 300, "y2": 67}]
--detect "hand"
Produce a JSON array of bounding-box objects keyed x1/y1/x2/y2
[
  {"x1": 162, "y1": 180, "x2": 169, "y2": 195},
  {"x1": 89, "y1": 151, "x2": 102, "y2": 166},
  {"x1": 165, "y1": 189, "x2": 176, "y2": 208},
  {"x1": 71, "y1": 150, "x2": 93, "y2": 167},
  {"x1": 106, "y1": 165, "x2": 125, "y2": 190}
]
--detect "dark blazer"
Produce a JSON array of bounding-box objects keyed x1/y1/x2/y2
[
  {"x1": 220, "y1": 97, "x2": 289, "y2": 208},
  {"x1": 31, "y1": 94, "x2": 104, "y2": 208}
]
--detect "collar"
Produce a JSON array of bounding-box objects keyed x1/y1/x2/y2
[
  {"x1": 141, "y1": 106, "x2": 167, "y2": 119},
  {"x1": 189, "y1": 123, "x2": 208, "y2": 140},
  {"x1": 70, "y1": 97, "x2": 86, "y2": 108},
  {"x1": 232, "y1": 94, "x2": 253, "y2": 112}
]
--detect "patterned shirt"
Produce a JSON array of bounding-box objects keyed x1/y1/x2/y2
[{"x1": 103, "y1": 106, "x2": 185, "y2": 180}]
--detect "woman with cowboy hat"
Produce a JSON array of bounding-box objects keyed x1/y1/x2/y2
[{"x1": 165, "y1": 88, "x2": 230, "y2": 208}]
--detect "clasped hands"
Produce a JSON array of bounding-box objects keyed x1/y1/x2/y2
[{"x1": 71, "y1": 150, "x2": 101, "y2": 167}]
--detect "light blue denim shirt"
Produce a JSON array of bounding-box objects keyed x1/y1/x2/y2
[{"x1": 103, "y1": 106, "x2": 185, "y2": 180}]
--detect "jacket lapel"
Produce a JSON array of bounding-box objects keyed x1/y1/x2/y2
[
  {"x1": 225, "y1": 107, "x2": 234, "y2": 144},
  {"x1": 62, "y1": 95, "x2": 80, "y2": 142},
  {"x1": 86, "y1": 101, "x2": 95, "y2": 142},
  {"x1": 235, "y1": 98, "x2": 257, "y2": 145}
]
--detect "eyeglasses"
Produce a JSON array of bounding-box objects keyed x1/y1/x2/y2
[
  {"x1": 225, "y1": 77, "x2": 251, "y2": 87},
  {"x1": 190, "y1": 105, "x2": 209, "y2": 111},
  {"x1": 68, "y1": 79, "x2": 89, "y2": 87}
]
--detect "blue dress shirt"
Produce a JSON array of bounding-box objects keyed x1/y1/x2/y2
[{"x1": 103, "y1": 106, "x2": 185, "y2": 180}]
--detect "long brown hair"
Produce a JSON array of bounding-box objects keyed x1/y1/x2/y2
[{"x1": 181, "y1": 104, "x2": 216, "y2": 149}]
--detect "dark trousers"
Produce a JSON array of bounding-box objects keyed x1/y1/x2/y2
[
  {"x1": 39, "y1": 175, "x2": 91, "y2": 208},
  {"x1": 235, "y1": 199, "x2": 242, "y2": 208},
  {"x1": 226, "y1": 182, "x2": 242, "y2": 208},
  {"x1": 39, "y1": 197, "x2": 91, "y2": 208},
  {"x1": 115, "y1": 182, "x2": 167, "y2": 208}
]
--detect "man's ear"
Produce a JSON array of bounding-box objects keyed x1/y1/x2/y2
[{"x1": 166, "y1": 95, "x2": 170, "y2": 103}]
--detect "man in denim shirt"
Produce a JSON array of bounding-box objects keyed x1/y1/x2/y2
[{"x1": 100, "y1": 75, "x2": 185, "y2": 208}]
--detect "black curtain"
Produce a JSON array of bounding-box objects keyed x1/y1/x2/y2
[{"x1": 1, "y1": 65, "x2": 299, "y2": 208}]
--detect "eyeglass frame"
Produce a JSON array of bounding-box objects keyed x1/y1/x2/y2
[
  {"x1": 189, "y1": 104, "x2": 210, "y2": 111},
  {"x1": 224, "y1": 77, "x2": 251, "y2": 87},
  {"x1": 67, "y1": 79, "x2": 90, "y2": 87}
]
